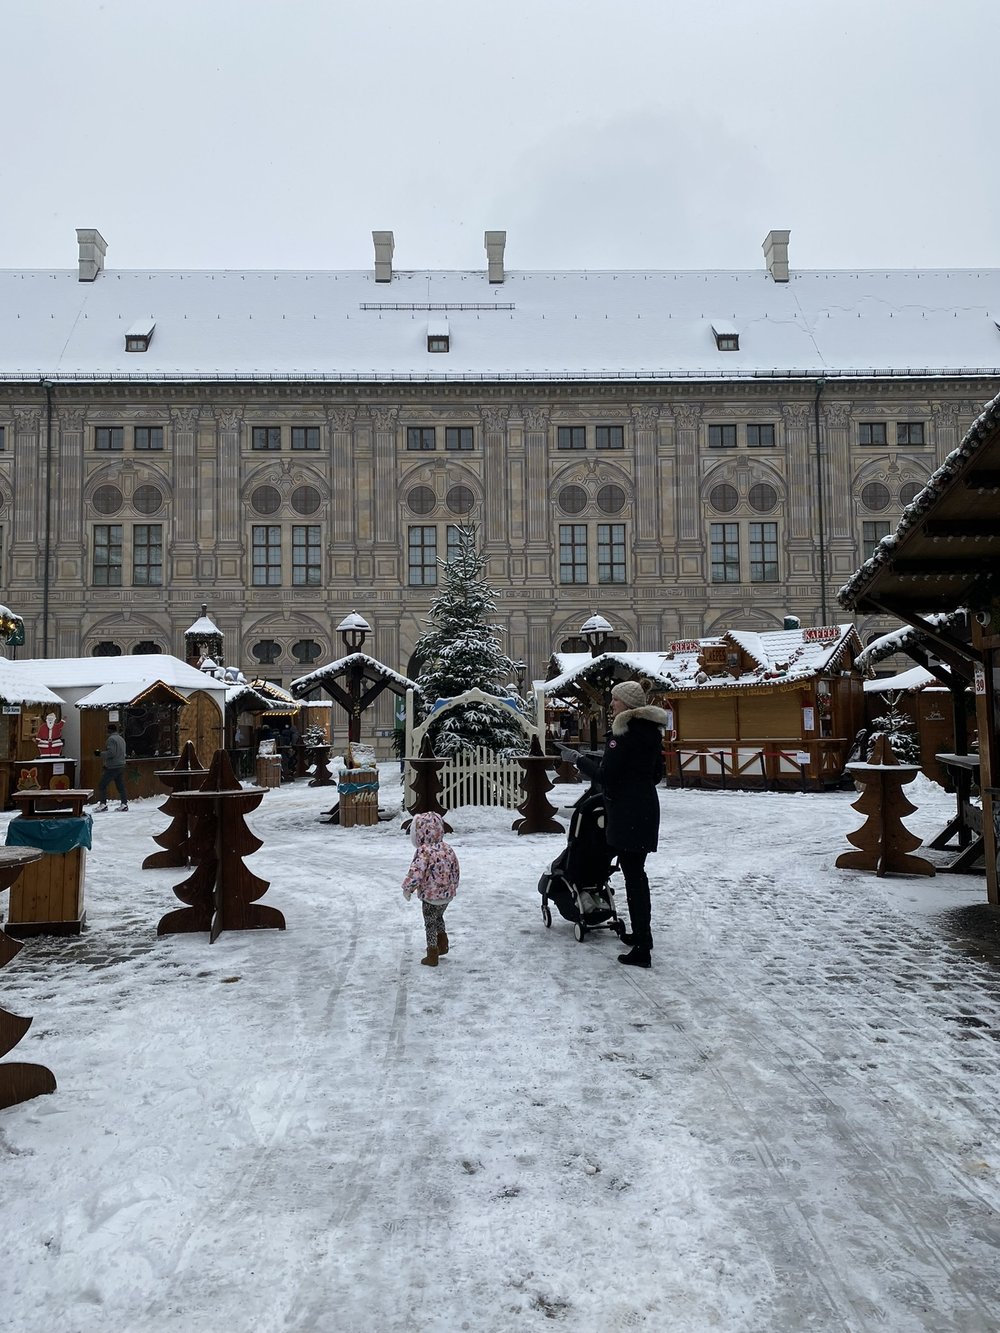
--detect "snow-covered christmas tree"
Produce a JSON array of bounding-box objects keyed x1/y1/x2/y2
[
  {"x1": 413, "y1": 525, "x2": 526, "y2": 757},
  {"x1": 866, "y1": 692, "x2": 920, "y2": 764}
]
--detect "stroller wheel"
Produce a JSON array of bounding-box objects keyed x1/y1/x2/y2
[
  {"x1": 541, "y1": 904, "x2": 552, "y2": 928},
  {"x1": 574, "y1": 921, "x2": 586, "y2": 942}
]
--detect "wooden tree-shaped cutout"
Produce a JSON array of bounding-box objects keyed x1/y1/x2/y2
[
  {"x1": 513, "y1": 734, "x2": 564, "y2": 835},
  {"x1": 157, "y1": 749, "x2": 286, "y2": 942},
  {"x1": 0, "y1": 849, "x2": 56, "y2": 1110},
  {"x1": 837, "y1": 734, "x2": 935, "y2": 877},
  {"x1": 142, "y1": 741, "x2": 209, "y2": 869},
  {"x1": 402, "y1": 733, "x2": 452, "y2": 833}
]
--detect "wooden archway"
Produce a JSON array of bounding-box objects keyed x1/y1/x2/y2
[{"x1": 178, "y1": 689, "x2": 223, "y2": 761}]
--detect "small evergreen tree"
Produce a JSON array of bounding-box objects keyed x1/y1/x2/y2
[
  {"x1": 413, "y1": 525, "x2": 526, "y2": 756},
  {"x1": 866, "y1": 692, "x2": 920, "y2": 764}
]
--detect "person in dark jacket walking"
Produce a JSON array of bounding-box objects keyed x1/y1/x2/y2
[
  {"x1": 575, "y1": 679, "x2": 669, "y2": 968},
  {"x1": 94, "y1": 721, "x2": 129, "y2": 812}
]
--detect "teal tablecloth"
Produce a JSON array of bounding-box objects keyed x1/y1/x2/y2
[{"x1": 6, "y1": 815, "x2": 93, "y2": 855}]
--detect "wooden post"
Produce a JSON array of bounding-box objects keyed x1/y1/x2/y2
[
  {"x1": 837, "y1": 736, "x2": 935, "y2": 877},
  {"x1": 143, "y1": 741, "x2": 208, "y2": 869},
  {"x1": 513, "y1": 735, "x2": 564, "y2": 835}
]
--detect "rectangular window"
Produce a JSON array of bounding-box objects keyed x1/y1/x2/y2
[
  {"x1": 446, "y1": 524, "x2": 463, "y2": 565},
  {"x1": 408, "y1": 526, "x2": 438, "y2": 585},
  {"x1": 132, "y1": 524, "x2": 163, "y2": 586},
  {"x1": 291, "y1": 426, "x2": 321, "y2": 451},
  {"x1": 896, "y1": 421, "x2": 926, "y2": 445},
  {"x1": 859, "y1": 422, "x2": 887, "y2": 446},
  {"x1": 596, "y1": 425, "x2": 624, "y2": 450},
  {"x1": 445, "y1": 426, "x2": 474, "y2": 451},
  {"x1": 559, "y1": 524, "x2": 588, "y2": 583},
  {"x1": 407, "y1": 427, "x2": 436, "y2": 452},
  {"x1": 710, "y1": 522, "x2": 740, "y2": 583},
  {"x1": 0, "y1": 426, "x2": 5, "y2": 450},
  {"x1": 292, "y1": 524, "x2": 322, "y2": 585},
  {"x1": 95, "y1": 427, "x2": 124, "y2": 451},
  {"x1": 708, "y1": 424, "x2": 737, "y2": 449},
  {"x1": 597, "y1": 523, "x2": 626, "y2": 583},
  {"x1": 749, "y1": 522, "x2": 779, "y2": 582},
  {"x1": 252, "y1": 525, "x2": 282, "y2": 585},
  {"x1": 252, "y1": 427, "x2": 282, "y2": 451},
  {"x1": 862, "y1": 520, "x2": 891, "y2": 561},
  {"x1": 134, "y1": 426, "x2": 163, "y2": 451},
  {"x1": 93, "y1": 524, "x2": 123, "y2": 586},
  {"x1": 557, "y1": 426, "x2": 586, "y2": 451},
  {"x1": 747, "y1": 423, "x2": 776, "y2": 448}
]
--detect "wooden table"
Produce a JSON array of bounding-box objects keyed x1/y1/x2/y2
[
  {"x1": 0, "y1": 845, "x2": 56, "y2": 1110},
  {"x1": 10, "y1": 788, "x2": 93, "y2": 820},
  {"x1": 930, "y1": 753, "x2": 983, "y2": 873}
]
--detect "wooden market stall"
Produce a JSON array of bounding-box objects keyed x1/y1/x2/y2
[
  {"x1": 839, "y1": 388, "x2": 1000, "y2": 905},
  {"x1": 0, "y1": 663, "x2": 75, "y2": 810},
  {"x1": 76, "y1": 680, "x2": 191, "y2": 800},
  {"x1": 656, "y1": 625, "x2": 865, "y2": 790}
]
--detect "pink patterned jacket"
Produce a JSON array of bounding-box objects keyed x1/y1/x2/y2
[{"x1": 402, "y1": 812, "x2": 460, "y2": 903}]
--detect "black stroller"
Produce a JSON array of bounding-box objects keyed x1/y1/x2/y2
[{"x1": 538, "y1": 783, "x2": 625, "y2": 943}]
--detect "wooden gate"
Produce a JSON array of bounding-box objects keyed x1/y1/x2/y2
[{"x1": 178, "y1": 690, "x2": 223, "y2": 763}]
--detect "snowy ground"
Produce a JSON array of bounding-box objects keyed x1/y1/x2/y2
[{"x1": 3, "y1": 769, "x2": 1000, "y2": 1332}]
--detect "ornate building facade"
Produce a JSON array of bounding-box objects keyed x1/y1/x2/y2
[{"x1": 0, "y1": 229, "x2": 997, "y2": 717}]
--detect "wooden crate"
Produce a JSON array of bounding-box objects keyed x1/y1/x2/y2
[
  {"x1": 255, "y1": 756, "x2": 282, "y2": 789},
  {"x1": 338, "y1": 767, "x2": 379, "y2": 827},
  {"x1": 5, "y1": 848, "x2": 87, "y2": 936}
]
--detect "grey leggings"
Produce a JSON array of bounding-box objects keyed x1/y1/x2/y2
[{"x1": 421, "y1": 900, "x2": 448, "y2": 949}]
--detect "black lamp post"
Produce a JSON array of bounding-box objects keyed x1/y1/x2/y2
[
  {"x1": 581, "y1": 612, "x2": 613, "y2": 658},
  {"x1": 513, "y1": 660, "x2": 527, "y2": 694},
  {"x1": 336, "y1": 612, "x2": 371, "y2": 743}
]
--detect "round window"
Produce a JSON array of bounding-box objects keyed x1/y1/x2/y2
[
  {"x1": 597, "y1": 484, "x2": 626, "y2": 514},
  {"x1": 861, "y1": 482, "x2": 891, "y2": 512},
  {"x1": 251, "y1": 485, "x2": 282, "y2": 515},
  {"x1": 558, "y1": 484, "x2": 588, "y2": 515},
  {"x1": 899, "y1": 481, "x2": 923, "y2": 507},
  {"x1": 407, "y1": 485, "x2": 436, "y2": 515},
  {"x1": 133, "y1": 484, "x2": 164, "y2": 515},
  {"x1": 93, "y1": 484, "x2": 124, "y2": 515},
  {"x1": 747, "y1": 483, "x2": 778, "y2": 513},
  {"x1": 291, "y1": 485, "x2": 322, "y2": 515},
  {"x1": 446, "y1": 485, "x2": 475, "y2": 515},
  {"x1": 709, "y1": 483, "x2": 739, "y2": 513}
]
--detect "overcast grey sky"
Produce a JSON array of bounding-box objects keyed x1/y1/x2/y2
[{"x1": 4, "y1": 0, "x2": 998, "y2": 273}]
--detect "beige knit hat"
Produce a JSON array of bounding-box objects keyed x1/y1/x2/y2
[{"x1": 610, "y1": 679, "x2": 648, "y2": 711}]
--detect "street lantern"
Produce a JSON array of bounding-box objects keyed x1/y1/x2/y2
[
  {"x1": 581, "y1": 613, "x2": 614, "y2": 658},
  {"x1": 337, "y1": 611, "x2": 371, "y2": 654},
  {"x1": 512, "y1": 660, "x2": 527, "y2": 693}
]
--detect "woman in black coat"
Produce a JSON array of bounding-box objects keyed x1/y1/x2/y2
[{"x1": 575, "y1": 678, "x2": 669, "y2": 968}]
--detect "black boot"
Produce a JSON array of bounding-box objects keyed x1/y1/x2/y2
[{"x1": 617, "y1": 947, "x2": 651, "y2": 968}]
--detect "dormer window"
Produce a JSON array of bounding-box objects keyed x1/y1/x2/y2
[
  {"x1": 712, "y1": 320, "x2": 739, "y2": 351},
  {"x1": 125, "y1": 318, "x2": 155, "y2": 353},
  {"x1": 427, "y1": 318, "x2": 450, "y2": 353}
]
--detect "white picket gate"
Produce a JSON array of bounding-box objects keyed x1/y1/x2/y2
[{"x1": 436, "y1": 746, "x2": 524, "y2": 810}]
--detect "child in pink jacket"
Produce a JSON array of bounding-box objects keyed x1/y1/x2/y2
[{"x1": 402, "y1": 811, "x2": 460, "y2": 968}]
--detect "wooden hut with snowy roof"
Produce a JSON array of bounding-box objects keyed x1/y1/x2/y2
[
  {"x1": 839, "y1": 389, "x2": 1000, "y2": 903},
  {"x1": 655, "y1": 623, "x2": 865, "y2": 790}
]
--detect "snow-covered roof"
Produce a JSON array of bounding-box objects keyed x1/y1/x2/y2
[
  {"x1": 3, "y1": 266, "x2": 1000, "y2": 382},
  {"x1": 0, "y1": 660, "x2": 65, "y2": 705},
  {"x1": 855, "y1": 611, "x2": 967, "y2": 673},
  {"x1": 14, "y1": 653, "x2": 226, "y2": 694},
  {"x1": 542, "y1": 627, "x2": 860, "y2": 697},
  {"x1": 839, "y1": 389, "x2": 1000, "y2": 615},
  {"x1": 864, "y1": 667, "x2": 940, "y2": 693},
  {"x1": 75, "y1": 680, "x2": 189, "y2": 709},
  {"x1": 290, "y1": 652, "x2": 420, "y2": 697}
]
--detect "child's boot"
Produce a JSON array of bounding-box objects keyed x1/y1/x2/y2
[
  {"x1": 437, "y1": 930, "x2": 449, "y2": 955},
  {"x1": 420, "y1": 946, "x2": 439, "y2": 968}
]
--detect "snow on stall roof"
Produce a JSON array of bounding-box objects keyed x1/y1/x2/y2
[
  {"x1": 864, "y1": 666, "x2": 939, "y2": 692},
  {"x1": 542, "y1": 627, "x2": 858, "y2": 697},
  {"x1": 855, "y1": 611, "x2": 967, "y2": 673},
  {"x1": 0, "y1": 660, "x2": 65, "y2": 705},
  {"x1": 290, "y1": 652, "x2": 420, "y2": 697},
  {"x1": 3, "y1": 266, "x2": 1000, "y2": 381},
  {"x1": 839, "y1": 389, "x2": 1000, "y2": 608},
  {"x1": 13, "y1": 653, "x2": 226, "y2": 693},
  {"x1": 184, "y1": 614, "x2": 221, "y2": 636}
]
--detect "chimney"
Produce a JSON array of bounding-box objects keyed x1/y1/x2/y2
[
  {"x1": 762, "y1": 229, "x2": 790, "y2": 283},
  {"x1": 76, "y1": 228, "x2": 108, "y2": 282},
  {"x1": 372, "y1": 230, "x2": 394, "y2": 283},
  {"x1": 485, "y1": 230, "x2": 506, "y2": 283}
]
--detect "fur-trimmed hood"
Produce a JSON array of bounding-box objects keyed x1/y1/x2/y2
[{"x1": 611, "y1": 703, "x2": 671, "y2": 736}]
